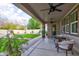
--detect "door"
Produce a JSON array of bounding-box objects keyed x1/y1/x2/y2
[{"x1": 52, "y1": 25, "x2": 56, "y2": 36}]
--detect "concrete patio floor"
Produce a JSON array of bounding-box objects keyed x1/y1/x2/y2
[{"x1": 22, "y1": 37, "x2": 78, "y2": 56}]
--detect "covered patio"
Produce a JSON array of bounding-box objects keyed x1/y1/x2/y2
[
  {"x1": 13, "y1": 3, "x2": 79, "y2": 56},
  {"x1": 21, "y1": 37, "x2": 78, "y2": 56}
]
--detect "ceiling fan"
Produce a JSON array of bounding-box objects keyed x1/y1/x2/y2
[{"x1": 40, "y1": 3, "x2": 64, "y2": 14}]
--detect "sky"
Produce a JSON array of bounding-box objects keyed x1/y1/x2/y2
[{"x1": 0, "y1": 3, "x2": 31, "y2": 26}]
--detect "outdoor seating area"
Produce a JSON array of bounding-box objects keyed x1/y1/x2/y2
[
  {"x1": 54, "y1": 35, "x2": 74, "y2": 55},
  {"x1": 21, "y1": 36, "x2": 78, "y2": 56},
  {"x1": 54, "y1": 35, "x2": 75, "y2": 56}
]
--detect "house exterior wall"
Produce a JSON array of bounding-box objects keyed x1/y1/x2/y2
[{"x1": 54, "y1": 5, "x2": 79, "y2": 53}]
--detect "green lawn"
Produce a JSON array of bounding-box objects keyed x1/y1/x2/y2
[{"x1": 15, "y1": 34, "x2": 40, "y2": 39}]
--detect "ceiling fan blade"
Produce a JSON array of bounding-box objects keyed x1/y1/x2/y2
[
  {"x1": 48, "y1": 11, "x2": 50, "y2": 14},
  {"x1": 48, "y1": 9, "x2": 52, "y2": 14},
  {"x1": 55, "y1": 9, "x2": 62, "y2": 12},
  {"x1": 55, "y1": 3, "x2": 64, "y2": 7},
  {"x1": 40, "y1": 8, "x2": 49, "y2": 11}
]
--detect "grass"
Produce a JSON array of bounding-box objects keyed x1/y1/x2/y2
[{"x1": 15, "y1": 34, "x2": 40, "y2": 39}]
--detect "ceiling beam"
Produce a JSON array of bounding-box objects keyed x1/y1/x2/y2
[{"x1": 21, "y1": 3, "x2": 45, "y2": 24}]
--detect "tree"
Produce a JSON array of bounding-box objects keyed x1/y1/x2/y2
[
  {"x1": 27, "y1": 17, "x2": 42, "y2": 29},
  {"x1": 0, "y1": 23, "x2": 25, "y2": 30}
]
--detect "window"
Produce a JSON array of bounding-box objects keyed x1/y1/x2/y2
[
  {"x1": 61, "y1": 26, "x2": 65, "y2": 33},
  {"x1": 65, "y1": 24, "x2": 69, "y2": 33},
  {"x1": 70, "y1": 11, "x2": 78, "y2": 34},
  {"x1": 61, "y1": 20, "x2": 65, "y2": 33},
  {"x1": 62, "y1": 10, "x2": 78, "y2": 35},
  {"x1": 70, "y1": 21, "x2": 78, "y2": 34}
]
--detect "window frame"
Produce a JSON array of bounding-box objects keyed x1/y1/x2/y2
[
  {"x1": 70, "y1": 21, "x2": 78, "y2": 34},
  {"x1": 61, "y1": 26, "x2": 65, "y2": 33},
  {"x1": 65, "y1": 24, "x2": 69, "y2": 33}
]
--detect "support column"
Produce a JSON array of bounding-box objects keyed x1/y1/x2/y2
[
  {"x1": 77, "y1": 7, "x2": 79, "y2": 36},
  {"x1": 47, "y1": 22, "x2": 52, "y2": 38},
  {"x1": 42, "y1": 23, "x2": 45, "y2": 38}
]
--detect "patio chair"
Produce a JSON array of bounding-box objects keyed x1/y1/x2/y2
[
  {"x1": 54, "y1": 36, "x2": 66, "y2": 48},
  {"x1": 56, "y1": 40, "x2": 74, "y2": 56}
]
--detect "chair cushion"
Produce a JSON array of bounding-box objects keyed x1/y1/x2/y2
[
  {"x1": 58, "y1": 40, "x2": 74, "y2": 50},
  {"x1": 59, "y1": 44, "x2": 69, "y2": 49}
]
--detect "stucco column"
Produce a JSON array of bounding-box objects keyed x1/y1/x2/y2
[
  {"x1": 47, "y1": 22, "x2": 52, "y2": 38},
  {"x1": 42, "y1": 23, "x2": 45, "y2": 38}
]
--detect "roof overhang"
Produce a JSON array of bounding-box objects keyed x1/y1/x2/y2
[{"x1": 14, "y1": 3, "x2": 78, "y2": 24}]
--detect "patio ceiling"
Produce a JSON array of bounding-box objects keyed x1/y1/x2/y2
[{"x1": 14, "y1": 3, "x2": 76, "y2": 23}]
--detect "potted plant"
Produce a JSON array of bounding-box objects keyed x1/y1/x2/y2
[{"x1": 0, "y1": 30, "x2": 28, "y2": 56}]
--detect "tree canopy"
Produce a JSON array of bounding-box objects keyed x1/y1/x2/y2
[
  {"x1": 0, "y1": 23, "x2": 25, "y2": 30},
  {"x1": 27, "y1": 17, "x2": 42, "y2": 29}
]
